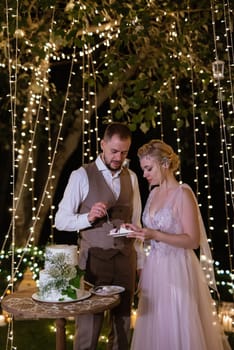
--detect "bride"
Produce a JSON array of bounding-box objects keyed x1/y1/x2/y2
[{"x1": 125, "y1": 139, "x2": 231, "y2": 350}]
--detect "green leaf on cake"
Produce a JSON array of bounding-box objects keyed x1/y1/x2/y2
[
  {"x1": 69, "y1": 269, "x2": 85, "y2": 288},
  {"x1": 69, "y1": 275, "x2": 81, "y2": 288},
  {"x1": 60, "y1": 268, "x2": 85, "y2": 299},
  {"x1": 61, "y1": 286, "x2": 77, "y2": 300}
]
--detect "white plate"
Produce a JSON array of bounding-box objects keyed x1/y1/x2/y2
[
  {"x1": 109, "y1": 228, "x2": 134, "y2": 237},
  {"x1": 32, "y1": 290, "x2": 91, "y2": 303},
  {"x1": 90, "y1": 285, "x2": 125, "y2": 296}
]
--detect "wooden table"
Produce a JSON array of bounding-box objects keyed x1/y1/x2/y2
[{"x1": 1, "y1": 288, "x2": 120, "y2": 350}]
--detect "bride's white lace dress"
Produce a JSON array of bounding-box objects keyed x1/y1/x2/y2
[{"x1": 131, "y1": 184, "x2": 231, "y2": 350}]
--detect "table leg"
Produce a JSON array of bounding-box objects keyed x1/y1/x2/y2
[{"x1": 55, "y1": 318, "x2": 67, "y2": 350}]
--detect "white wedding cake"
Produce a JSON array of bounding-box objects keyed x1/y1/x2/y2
[{"x1": 38, "y1": 244, "x2": 84, "y2": 301}]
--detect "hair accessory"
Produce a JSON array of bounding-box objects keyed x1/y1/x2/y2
[{"x1": 161, "y1": 157, "x2": 169, "y2": 168}]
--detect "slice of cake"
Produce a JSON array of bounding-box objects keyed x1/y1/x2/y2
[
  {"x1": 38, "y1": 244, "x2": 84, "y2": 302},
  {"x1": 109, "y1": 227, "x2": 134, "y2": 236}
]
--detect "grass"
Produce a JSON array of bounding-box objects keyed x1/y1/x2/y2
[
  {"x1": 0, "y1": 319, "x2": 73, "y2": 350},
  {"x1": 0, "y1": 318, "x2": 233, "y2": 349},
  {"x1": 0, "y1": 318, "x2": 110, "y2": 350}
]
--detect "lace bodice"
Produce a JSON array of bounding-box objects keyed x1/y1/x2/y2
[
  {"x1": 142, "y1": 186, "x2": 183, "y2": 252},
  {"x1": 143, "y1": 206, "x2": 181, "y2": 234},
  {"x1": 142, "y1": 184, "x2": 217, "y2": 291}
]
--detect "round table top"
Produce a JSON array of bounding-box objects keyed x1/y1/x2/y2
[{"x1": 1, "y1": 288, "x2": 120, "y2": 319}]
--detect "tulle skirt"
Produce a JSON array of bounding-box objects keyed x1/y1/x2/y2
[{"x1": 130, "y1": 247, "x2": 231, "y2": 350}]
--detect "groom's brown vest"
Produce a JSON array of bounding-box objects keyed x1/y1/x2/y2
[{"x1": 78, "y1": 162, "x2": 134, "y2": 269}]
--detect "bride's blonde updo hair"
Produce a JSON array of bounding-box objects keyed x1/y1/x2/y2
[{"x1": 137, "y1": 139, "x2": 180, "y2": 173}]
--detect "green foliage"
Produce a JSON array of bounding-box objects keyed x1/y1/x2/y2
[
  {"x1": 0, "y1": 0, "x2": 232, "y2": 148},
  {"x1": 0, "y1": 246, "x2": 45, "y2": 296},
  {"x1": 61, "y1": 285, "x2": 77, "y2": 299},
  {"x1": 61, "y1": 269, "x2": 85, "y2": 300},
  {"x1": 69, "y1": 272, "x2": 85, "y2": 289}
]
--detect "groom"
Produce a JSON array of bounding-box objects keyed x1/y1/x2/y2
[{"x1": 55, "y1": 122, "x2": 143, "y2": 350}]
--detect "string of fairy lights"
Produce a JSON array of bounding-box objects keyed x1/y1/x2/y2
[
  {"x1": 167, "y1": 6, "x2": 220, "y2": 293},
  {"x1": 0, "y1": 0, "x2": 119, "y2": 296},
  {"x1": 81, "y1": 42, "x2": 100, "y2": 164},
  {"x1": 210, "y1": 0, "x2": 234, "y2": 291},
  {"x1": 0, "y1": 0, "x2": 233, "y2": 346},
  {"x1": 1, "y1": 0, "x2": 234, "y2": 288},
  {"x1": 185, "y1": 2, "x2": 218, "y2": 287}
]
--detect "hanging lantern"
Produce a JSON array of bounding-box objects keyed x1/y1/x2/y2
[{"x1": 212, "y1": 60, "x2": 225, "y2": 79}]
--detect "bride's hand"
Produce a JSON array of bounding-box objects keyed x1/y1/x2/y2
[
  {"x1": 141, "y1": 228, "x2": 158, "y2": 240},
  {"x1": 127, "y1": 227, "x2": 158, "y2": 241},
  {"x1": 121, "y1": 223, "x2": 144, "y2": 240},
  {"x1": 121, "y1": 223, "x2": 140, "y2": 231}
]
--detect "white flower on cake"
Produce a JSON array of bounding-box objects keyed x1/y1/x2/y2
[{"x1": 46, "y1": 252, "x2": 77, "y2": 279}]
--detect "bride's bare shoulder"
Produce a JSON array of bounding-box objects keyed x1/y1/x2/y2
[{"x1": 180, "y1": 185, "x2": 197, "y2": 210}]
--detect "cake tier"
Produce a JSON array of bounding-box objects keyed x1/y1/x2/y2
[
  {"x1": 38, "y1": 269, "x2": 71, "y2": 301},
  {"x1": 45, "y1": 244, "x2": 78, "y2": 269}
]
